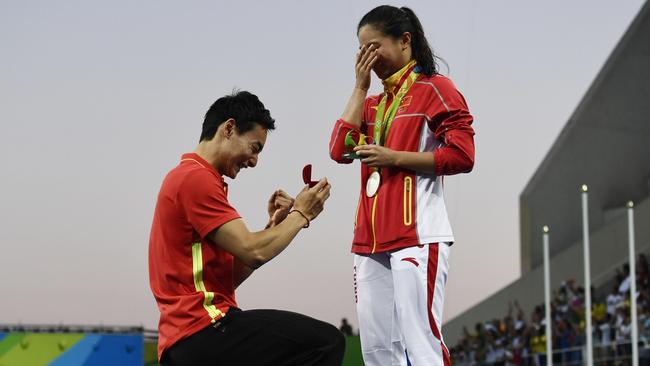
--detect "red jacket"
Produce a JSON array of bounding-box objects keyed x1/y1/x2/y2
[{"x1": 329, "y1": 73, "x2": 475, "y2": 254}]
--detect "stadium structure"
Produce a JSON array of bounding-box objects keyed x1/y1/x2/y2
[{"x1": 445, "y1": 1, "x2": 650, "y2": 364}]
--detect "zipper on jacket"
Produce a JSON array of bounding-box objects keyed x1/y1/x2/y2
[{"x1": 403, "y1": 176, "x2": 412, "y2": 226}]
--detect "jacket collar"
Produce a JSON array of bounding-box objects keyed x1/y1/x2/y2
[{"x1": 382, "y1": 60, "x2": 417, "y2": 94}]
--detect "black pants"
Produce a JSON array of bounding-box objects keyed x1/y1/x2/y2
[{"x1": 162, "y1": 309, "x2": 345, "y2": 366}]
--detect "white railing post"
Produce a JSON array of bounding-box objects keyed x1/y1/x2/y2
[
  {"x1": 628, "y1": 201, "x2": 639, "y2": 366},
  {"x1": 582, "y1": 184, "x2": 594, "y2": 366},
  {"x1": 543, "y1": 225, "x2": 552, "y2": 366}
]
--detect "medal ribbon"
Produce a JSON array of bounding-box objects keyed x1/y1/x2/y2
[
  {"x1": 374, "y1": 64, "x2": 419, "y2": 148},
  {"x1": 364, "y1": 62, "x2": 419, "y2": 198},
  {"x1": 369, "y1": 63, "x2": 419, "y2": 179}
]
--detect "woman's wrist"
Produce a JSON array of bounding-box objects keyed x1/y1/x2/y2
[
  {"x1": 392, "y1": 150, "x2": 403, "y2": 168},
  {"x1": 354, "y1": 85, "x2": 369, "y2": 93}
]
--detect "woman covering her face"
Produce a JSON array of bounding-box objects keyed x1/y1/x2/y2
[{"x1": 328, "y1": 5, "x2": 476, "y2": 366}]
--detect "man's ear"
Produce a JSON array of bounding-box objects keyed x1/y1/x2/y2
[{"x1": 221, "y1": 118, "x2": 236, "y2": 138}]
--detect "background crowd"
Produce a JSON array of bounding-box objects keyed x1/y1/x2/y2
[{"x1": 451, "y1": 254, "x2": 650, "y2": 365}]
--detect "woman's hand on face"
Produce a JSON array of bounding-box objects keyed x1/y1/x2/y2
[
  {"x1": 355, "y1": 44, "x2": 378, "y2": 91},
  {"x1": 354, "y1": 144, "x2": 398, "y2": 168}
]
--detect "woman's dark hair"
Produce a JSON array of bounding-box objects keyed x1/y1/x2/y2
[
  {"x1": 200, "y1": 90, "x2": 275, "y2": 142},
  {"x1": 358, "y1": 5, "x2": 439, "y2": 76}
]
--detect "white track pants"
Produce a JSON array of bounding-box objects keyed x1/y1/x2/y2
[{"x1": 354, "y1": 243, "x2": 451, "y2": 366}]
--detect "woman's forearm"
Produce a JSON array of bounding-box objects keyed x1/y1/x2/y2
[
  {"x1": 340, "y1": 87, "x2": 368, "y2": 128},
  {"x1": 394, "y1": 150, "x2": 436, "y2": 173}
]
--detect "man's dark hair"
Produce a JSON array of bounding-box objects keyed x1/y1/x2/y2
[{"x1": 200, "y1": 90, "x2": 275, "y2": 142}]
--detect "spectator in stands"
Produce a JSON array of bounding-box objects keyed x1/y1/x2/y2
[
  {"x1": 639, "y1": 254, "x2": 649, "y2": 289},
  {"x1": 593, "y1": 298, "x2": 607, "y2": 325},
  {"x1": 484, "y1": 329, "x2": 499, "y2": 365},
  {"x1": 530, "y1": 325, "x2": 547, "y2": 366},
  {"x1": 566, "y1": 279, "x2": 579, "y2": 300},
  {"x1": 638, "y1": 288, "x2": 650, "y2": 313},
  {"x1": 452, "y1": 338, "x2": 471, "y2": 364},
  {"x1": 607, "y1": 283, "x2": 624, "y2": 316},
  {"x1": 506, "y1": 320, "x2": 524, "y2": 366},
  {"x1": 616, "y1": 312, "x2": 632, "y2": 360},
  {"x1": 513, "y1": 301, "x2": 526, "y2": 331},
  {"x1": 639, "y1": 306, "x2": 650, "y2": 343},
  {"x1": 595, "y1": 313, "x2": 613, "y2": 364},
  {"x1": 531, "y1": 305, "x2": 543, "y2": 331},
  {"x1": 554, "y1": 319, "x2": 572, "y2": 363},
  {"x1": 619, "y1": 264, "x2": 632, "y2": 294},
  {"x1": 339, "y1": 318, "x2": 353, "y2": 336},
  {"x1": 556, "y1": 283, "x2": 570, "y2": 315}
]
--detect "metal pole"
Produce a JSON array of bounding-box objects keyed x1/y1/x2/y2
[
  {"x1": 628, "y1": 201, "x2": 639, "y2": 366},
  {"x1": 543, "y1": 225, "x2": 552, "y2": 366},
  {"x1": 581, "y1": 184, "x2": 593, "y2": 366}
]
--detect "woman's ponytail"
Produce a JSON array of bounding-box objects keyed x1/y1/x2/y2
[{"x1": 400, "y1": 7, "x2": 437, "y2": 76}]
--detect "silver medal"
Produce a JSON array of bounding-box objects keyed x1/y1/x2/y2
[{"x1": 365, "y1": 171, "x2": 381, "y2": 197}]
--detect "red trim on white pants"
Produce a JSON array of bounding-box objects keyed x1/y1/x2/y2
[{"x1": 354, "y1": 243, "x2": 451, "y2": 366}]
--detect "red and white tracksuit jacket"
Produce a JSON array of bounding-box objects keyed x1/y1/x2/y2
[{"x1": 329, "y1": 73, "x2": 475, "y2": 254}]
